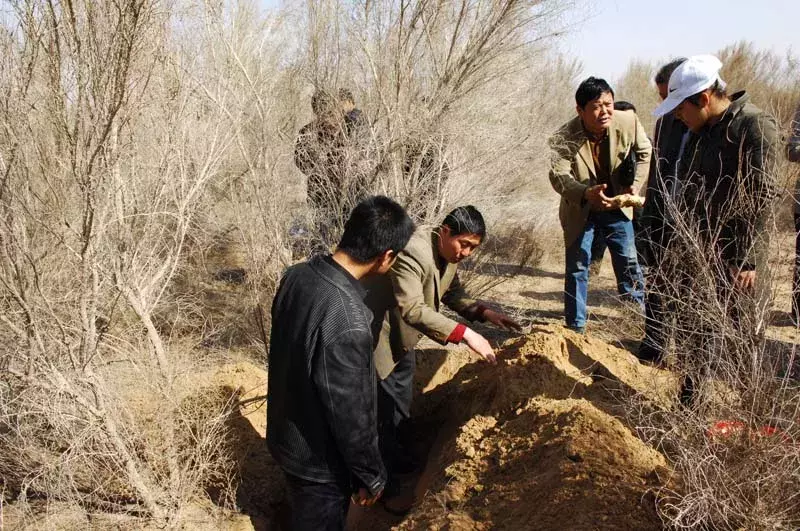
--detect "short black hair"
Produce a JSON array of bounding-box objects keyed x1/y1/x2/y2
[
  {"x1": 685, "y1": 80, "x2": 728, "y2": 107},
  {"x1": 337, "y1": 196, "x2": 415, "y2": 263},
  {"x1": 575, "y1": 77, "x2": 614, "y2": 108},
  {"x1": 441, "y1": 206, "x2": 486, "y2": 239},
  {"x1": 654, "y1": 58, "x2": 687, "y2": 85},
  {"x1": 338, "y1": 88, "x2": 354, "y2": 104},
  {"x1": 613, "y1": 100, "x2": 636, "y2": 113},
  {"x1": 311, "y1": 90, "x2": 336, "y2": 115}
]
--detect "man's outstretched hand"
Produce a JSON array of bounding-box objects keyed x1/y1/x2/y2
[
  {"x1": 729, "y1": 266, "x2": 756, "y2": 291},
  {"x1": 483, "y1": 309, "x2": 522, "y2": 331},
  {"x1": 463, "y1": 328, "x2": 496, "y2": 364},
  {"x1": 584, "y1": 184, "x2": 614, "y2": 210}
]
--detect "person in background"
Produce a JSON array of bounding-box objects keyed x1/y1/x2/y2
[
  {"x1": 787, "y1": 100, "x2": 800, "y2": 324},
  {"x1": 267, "y1": 196, "x2": 414, "y2": 530},
  {"x1": 548, "y1": 77, "x2": 651, "y2": 334},
  {"x1": 338, "y1": 88, "x2": 366, "y2": 133},
  {"x1": 295, "y1": 89, "x2": 375, "y2": 251},
  {"x1": 636, "y1": 58, "x2": 689, "y2": 364}
]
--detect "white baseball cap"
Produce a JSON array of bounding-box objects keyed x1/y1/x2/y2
[{"x1": 653, "y1": 55, "x2": 727, "y2": 117}]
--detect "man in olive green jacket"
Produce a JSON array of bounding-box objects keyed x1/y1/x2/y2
[
  {"x1": 653, "y1": 55, "x2": 779, "y2": 403},
  {"x1": 365, "y1": 206, "x2": 519, "y2": 492},
  {"x1": 549, "y1": 77, "x2": 652, "y2": 332}
]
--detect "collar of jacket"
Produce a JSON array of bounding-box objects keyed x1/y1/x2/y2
[
  {"x1": 568, "y1": 114, "x2": 622, "y2": 178},
  {"x1": 700, "y1": 90, "x2": 749, "y2": 138},
  {"x1": 581, "y1": 122, "x2": 608, "y2": 144},
  {"x1": 308, "y1": 254, "x2": 367, "y2": 298}
]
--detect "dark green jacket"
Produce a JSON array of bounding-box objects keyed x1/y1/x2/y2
[
  {"x1": 638, "y1": 112, "x2": 688, "y2": 267},
  {"x1": 677, "y1": 91, "x2": 778, "y2": 270}
]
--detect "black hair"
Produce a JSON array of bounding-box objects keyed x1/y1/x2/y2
[
  {"x1": 311, "y1": 90, "x2": 336, "y2": 115},
  {"x1": 575, "y1": 77, "x2": 614, "y2": 108},
  {"x1": 441, "y1": 205, "x2": 486, "y2": 239},
  {"x1": 613, "y1": 100, "x2": 637, "y2": 113},
  {"x1": 685, "y1": 80, "x2": 728, "y2": 107},
  {"x1": 337, "y1": 196, "x2": 415, "y2": 263},
  {"x1": 654, "y1": 58, "x2": 687, "y2": 85},
  {"x1": 338, "y1": 88, "x2": 355, "y2": 104}
]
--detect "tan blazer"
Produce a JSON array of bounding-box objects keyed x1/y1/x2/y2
[
  {"x1": 365, "y1": 228, "x2": 481, "y2": 379},
  {"x1": 548, "y1": 110, "x2": 652, "y2": 246}
]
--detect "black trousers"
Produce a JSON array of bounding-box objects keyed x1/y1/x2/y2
[
  {"x1": 377, "y1": 348, "x2": 416, "y2": 477},
  {"x1": 284, "y1": 473, "x2": 351, "y2": 531},
  {"x1": 639, "y1": 269, "x2": 669, "y2": 363}
]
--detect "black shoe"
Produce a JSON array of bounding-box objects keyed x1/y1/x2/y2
[
  {"x1": 636, "y1": 343, "x2": 662, "y2": 365},
  {"x1": 380, "y1": 490, "x2": 416, "y2": 516},
  {"x1": 392, "y1": 451, "x2": 420, "y2": 475}
]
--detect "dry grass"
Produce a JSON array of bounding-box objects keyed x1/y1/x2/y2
[{"x1": 0, "y1": 0, "x2": 578, "y2": 527}]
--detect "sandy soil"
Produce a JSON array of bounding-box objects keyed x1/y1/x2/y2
[{"x1": 5, "y1": 231, "x2": 798, "y2": 530}]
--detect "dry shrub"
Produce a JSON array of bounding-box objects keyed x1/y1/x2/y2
[
  {"x1": 0, "y1": 0, "x2": 291, "y2": 525},
  {"x1": 283, "y1": 0, "x2": 580, "y2": 250},
  {"x1": 460, "y1": 220, "x2": 546, "y2": 297},
  {"x1": 628, "y1": 162, "x2": 800, "y2": 527},
  {"x1": 615, "y1": 44, "x2": 800, "y2": 527}
]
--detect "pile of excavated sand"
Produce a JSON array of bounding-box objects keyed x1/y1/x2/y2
[
  {"x1": 394, "y1": 325, "x2": 676, "y2": 530},
  {"x1": 5, "y1": 327, "x2": 677, "y2": 530}
]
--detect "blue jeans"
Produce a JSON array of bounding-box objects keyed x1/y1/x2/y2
[{"x1": 564, "y1": 210, "x2": 644, "y2": 329}]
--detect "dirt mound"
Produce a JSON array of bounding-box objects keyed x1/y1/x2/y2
[
  {"x1": 3, "y1": 329, "x2": 674, "y2": 530},
  {"x1": 394, "y1": 325, "x2": 673, "y2": 530}
]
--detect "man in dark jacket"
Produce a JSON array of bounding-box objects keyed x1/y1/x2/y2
[
  {"x1": 653, "y1": 55, "x2": 778, "y2": 403},
  {"x1": 787, "y1": 101, "x2": 800, "y2": 323},
  {"x1": 636, "y1": 58, "x2": 688, "y2": 364},
  {"x1": 294, "y1": 89, "x2": 376, "y2": 250},
  {"x1": 267, "y1": 196, "x2": 414, "y2": 530}
]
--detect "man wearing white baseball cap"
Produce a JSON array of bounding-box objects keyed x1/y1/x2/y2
[
  {"x1": 653, "y1": 55, "x2": 727, "y2": 121},
  {"x1": 652, "y1": 54, "x2": 779, "y2": 404}
]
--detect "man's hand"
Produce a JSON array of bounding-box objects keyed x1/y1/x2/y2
[
  {"x1": 584, "y1": 184, "x2": 614, "y2": 210},
  {"x1": 483, "y1": 309, "x2": 522, "y2": 331},
  {"x1": 352, "y1": 487, "x2": 382, "y2": 507},
  {"x1": 729, "y1": 266, "x2": 756, "y2": 291},
  {"x1": 463, "y1": 328, "x2": 496, "y2": 364}
]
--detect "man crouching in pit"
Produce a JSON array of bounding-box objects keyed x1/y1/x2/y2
[
  {"x1": 548, "y1": 77, "x2": 652, "y2": 334},
  {"x1": 267, "y1": 196, "x2": 414, "y2": 531},
  {"x1": 364, "y1": 205, "x2": 521, "y2": 513}
]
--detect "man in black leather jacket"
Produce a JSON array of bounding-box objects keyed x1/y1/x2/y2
[{"x1": 267, "y1": 196, "x2": 414, "y2": 531}]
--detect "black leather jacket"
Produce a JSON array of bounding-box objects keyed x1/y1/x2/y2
[{"x1": 267, "y1": 255, "x2": 386, "y2": 496}]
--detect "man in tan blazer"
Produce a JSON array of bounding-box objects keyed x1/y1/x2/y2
[
  {"x1": 365, "y1": 206, "x2": 519, "y2": 499},
  {"x1": 549, "y1": 77, "x2": 651, "y2": 333}
]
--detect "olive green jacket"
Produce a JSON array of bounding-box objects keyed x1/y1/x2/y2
[
  {"x1": 677, "y1": 91, "x2": 778, "y2": 269},
  {"x1": 365, "y1": 228, "x2": 482, "y2": 379},
  {"x1": 548, "y1": 110, "x2": 652, "y2": 246}
]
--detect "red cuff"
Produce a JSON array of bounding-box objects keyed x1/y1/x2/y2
[{"x1": 447, "y1": 323, "x2": 467, "y2": 344}]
